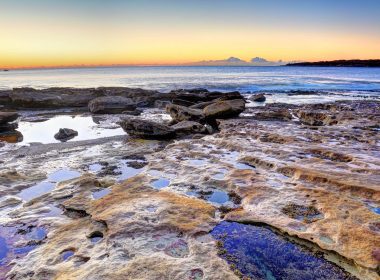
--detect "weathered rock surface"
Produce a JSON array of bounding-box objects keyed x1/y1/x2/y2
[
  {"x1": 88, "y1": 96, "x2": 136, "y2": 114},
  {"x1": 297, "y1": 110, "x2": 340, "y2": 126},
  {"x1": 119, "y1": 118, "x2": 175, "y2": 139},
  {"x1": 170, "y1": 89, "x2": 244, "y2": 103},
  {"x1": 54, "y1": 128, "x2": 78, "y2": 142},
  {"x1": 203, "y1": 99, "x2": 245, "y2": 119},
  {"x1": 166, "y1": 104, "x2": 205, "y2": 123},
  {"x1": 1, "y1": 99, "x2": 379, "y2": 280},
  {"x1": 171, "y1": 121, "x2": 207, "y2": 135}
]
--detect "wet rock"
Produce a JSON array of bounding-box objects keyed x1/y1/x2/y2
[
  {"x1": 88, "y1": 96, "x2": 136, "y2": 114},
  {"x1": 281, "y1": 203, "x2": 323, "y2": 223},
  {"x1": 171, "y1": 99, "x2": 197, "y2": 107},
  {"x1": 297, "y1": 110, "x2": 339, "y2": 126},
  {"x1": 249, "y1": 93, "x2": 266, "y2": 102},
  {"x1": 171, "y1": 121, "x2": 207, "y2": 135},
  {"x1": 203, "y1": 99, "x2": 245, "y2": 119},
  {"x1": 0, "y1": 122, "x2": 18, "y2": 132},
  {"x1": 122, "y1": 109, "x2": 142, "y2": 116},
  {"x1": 250, "y1": 107, "x2": 293, "y2": 121},
  {"x1": 119, "y1": 118, "x2": 175, "y2": 139},
  {"x1": 54, "y1": 128, "x2": 78, "y2": 142},
  {"x1": 166, "y1": 104, "x2": 205, "y2": 123}
]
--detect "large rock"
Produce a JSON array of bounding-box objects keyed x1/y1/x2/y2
[
  {"x1": 88, "y1": 96, "x2": 136, "y2": 114},
  {"x1": 119, "y1": 118, "x2": 175, "y2": 139},
  {"x1": 0, "y1": 112, "x2": 18, "y2": 124},
  {"x1": 171, "y1": 89, "x2": 244, "y2": 103},
  {"x1": 171, "y1": 121, "x2": 207, "y2": 135},
  {"x1": 249, "y1": 93, "x2": 266, "y2": 102},
  {"x1": 203, "y1": 99, "x2": 245, "y2": 119},
  {"x1": 166, "y1": 104, "x2": 205, "y2": 123},
  {"x1": 54, "y1": 128, "x2": 78, "y2": 142}
]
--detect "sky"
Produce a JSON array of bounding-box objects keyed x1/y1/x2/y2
[{"x1": 1, "y1": 0, "x2": 380, "y2": 68}]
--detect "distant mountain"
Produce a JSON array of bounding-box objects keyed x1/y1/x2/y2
[
  {"x1": 187, "y1": 57, "x2": 286, "y2": 66},
  {"x1": 286, "y1": 59, "x2": 380, "y2": 67}
]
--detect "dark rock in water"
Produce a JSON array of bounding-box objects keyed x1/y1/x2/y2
[
  {"x1": 88, "y1": 96, "x2": 136, "y2": 114},
  {"x1": 54, "y1": 128, "x2": 78, "y2": 142},
  {"x1": 212, "y1": 221, "x2": 357, "y2": 280},
  {"x1": 171, "y1": 121, "x2": 207, "y2": 135},
  {"x1": 118, "y1": 118, "x2": 175, "y2": 139},
  {"x1": 189, "y1": 100, "x2": 216, "y2": 110},
  {"x1": 0, "y1": 111, "x2": 18, "y2": 124},
  {"x1": 203, "y1": 99, "x2": 245, "y2": 119},
  {"x1": 249, "y1": 93, "x2": 266, "y2": 102},
  {"x1": 297, "y1": 110, "x2": 339, "y2": 126},
  {"x1": 154, "y1": 100, "x2": 172, "y2": 109},
  {"x1": 166, "y1": 104, "x2": 205, "y2": 123}
]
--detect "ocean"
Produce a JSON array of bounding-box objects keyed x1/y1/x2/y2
[{"x1": 1, "y1": 66, "x2": 379, "y2": 103}]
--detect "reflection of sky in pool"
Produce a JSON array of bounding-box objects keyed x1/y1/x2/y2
[
  {"x1": 211, "y1": 221, "x2": 357, "y2": 280},
  {"x1": 17, "y1": 115, "x2": 124, "y2": 144}
]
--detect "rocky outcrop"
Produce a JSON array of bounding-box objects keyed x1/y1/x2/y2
[
  {"x1": 0, "y1": 112, "x2": 21, "y2": 142},
  {"x1": 0, "y1": 111, "x2": 18, "y2": 125},
  {"x1": 0, "y1": 87, "x2": 164, "y2": 109},
  {"x1": 203, "y1": 99, "x2": 245, "y2": 119},
  {"x1": 170, "y1": 89, "x2": 244, "y2": 103},
  {"x1": 54, "y1": 128, "x2": 78, "y2": 142},
  {"x1": 171, "y1": 121, "x2": 207, "y2": 135},
  {"x1": 249, "y1": 93, "x2": 266, "y2": 102},
  {"x1": 118, "y1": 118, "x2": 175, "y2": 139},
  {"x1": 88, "y1": 96, "x2": 136, "y2": 114}
]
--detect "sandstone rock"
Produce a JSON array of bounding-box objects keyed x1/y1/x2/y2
[
  {"x1": 203, "y1": 99, "x2": 245, "y2": 119},
  {"x1": 54, "y1": 128, "x2": 78, "y2": 142},
  {"x1": 0, "y1": 111, "x2": 18, "y2": 124},
  {"x1": 88, "y1": 96, "x2": 136, "y2": 114},
  {"x1": 166, "y1": 104, "x2": 205, "y2": 123},
  {"x1": 249, "y1": 93, "x2": 266, "y2": 102},
  {"x1": 119, "y1": 118, "x2": 175, "y2": 139},
  {"x1": 0, "y1": 130, "x2": 23, "y2": 143},
  {"x1": 171, "y1": 121, "x2": 207, "y2": 135}
]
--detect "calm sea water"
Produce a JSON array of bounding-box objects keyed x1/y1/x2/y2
[{"x1": 1, "y1": 66, "x2": 380, "y2": 94}]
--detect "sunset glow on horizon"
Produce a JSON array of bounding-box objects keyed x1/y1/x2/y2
[{"x1": 1, "y1": 0, "x2": 380, "y2": 69}]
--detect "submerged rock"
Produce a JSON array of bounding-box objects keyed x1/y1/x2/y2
[
  {"x1": 203, "y1": 99, "x2": 245, "y2": 119},
  {"x1": 249, "y1": 93, "x2": 266, "y2": 102},
  {"x1": 88, "y1": 96, "x2": 136, "y2": 114},
  {"x1": 54, "y1": 128, "x2": 78, "y2": 142},
  {"x1": 119, "y1": 118, "x2": 175, "y2": 139}
]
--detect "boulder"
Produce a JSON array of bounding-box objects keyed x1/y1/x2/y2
[
  {"x1": 54, "y1": 128, "x2": 78, "y2": 142},
  {"x1": 166, "y1": 104, "x2": 205, "y2": 123},
  {"x1": 203, "y1": 99, "x2": 245, "y2": 119},
  {"x1": 0, "y1": 112, "x2": 18, "y2": 124},
  {"x1": 118, "y1": 118, "x2": 175, "y2": 139},
  {"x1": 0, "y1": 130, "x2": 23, "y2": 143},
  {"x1": 250, "y1": 94, "x2": 266, "y2": 102},
  {"x1": 88, "y1": 96, "x2": 136, "y2": 114},
  {"x1": 171, "y1": 121, "x2": 207, "y2": 135}
]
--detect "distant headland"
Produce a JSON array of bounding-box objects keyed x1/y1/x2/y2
[{"x1": 286, "y1": 59, "x2": 380, "y2": 67}]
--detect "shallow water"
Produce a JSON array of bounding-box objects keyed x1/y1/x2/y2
[
  {"x1": 16, "y1": 115, "x2": 124, "y2": 144},
  {"x1": 151, "y1": 178, "x2": 170, "y2": 189},
  {"x1": 19, "y1": 169, "x2": 80, "y2": 201},
  {"x1": 211, "y1": 221, "x2": 357, "y2": 280}
]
